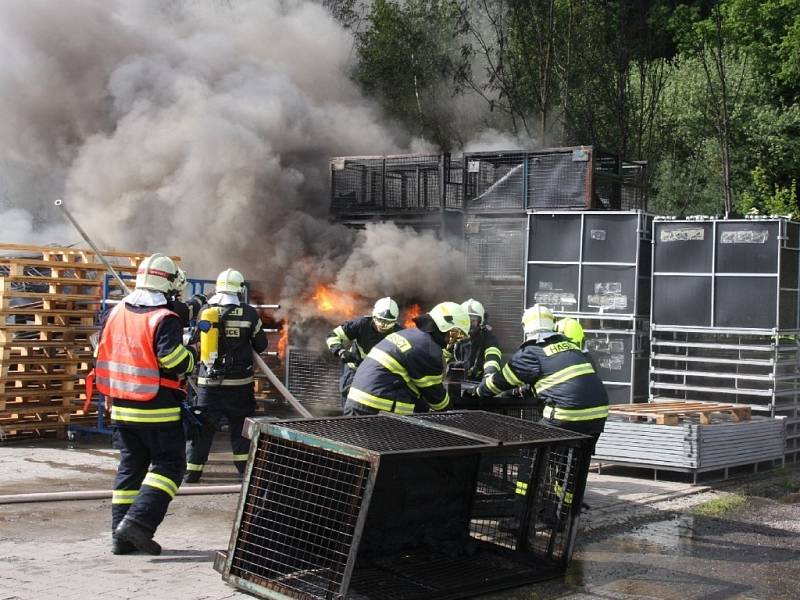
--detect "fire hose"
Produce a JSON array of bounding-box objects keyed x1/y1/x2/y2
[
  {"x1": 54, "y1": 198, "x2": 312, "y2": 419},
  {"x1": 0, "y1": 485, "x2": 242, "y2": 505}
]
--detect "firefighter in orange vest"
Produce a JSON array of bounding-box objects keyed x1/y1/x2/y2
[{"x1": 95, "y1": 253, "x2": 196, "y2": 555}]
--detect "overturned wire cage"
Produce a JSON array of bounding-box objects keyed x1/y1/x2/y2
[{"x1": 215, "y1": 411, "x2": 591, "y2": 600}]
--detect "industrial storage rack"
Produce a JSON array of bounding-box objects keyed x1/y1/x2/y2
[
  {"x1": 650, "y1": 216, "x2": 800, "y2": 461},
  {"x1": 329, "y1": 153, "x2": 464, "y2": 242},
  {"x1": 215, "y1": 411, "x2": 591, "y2": 600},
  {"x1": 462, "y1": 147, "x2": 647, "y2": 212},
  {"x1": 526, "y1": 211, "x2": 654, "y2": 405}
]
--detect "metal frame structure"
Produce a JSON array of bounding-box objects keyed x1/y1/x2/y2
[
  {"x1": 649, "y1": 216, "x2": 800, "y2": 461},
  {"x1": 651, "y1": 217, "x2": 800, "y2": 331},
  {"x1": 215, "y1": 412, "x2": 592, "y2": 600},
  {"x1": 525, "y1": 211, "x2": 652, "y2": 319}
]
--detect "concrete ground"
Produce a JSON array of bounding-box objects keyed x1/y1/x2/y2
[{"x1": 0, "y1": 436, "x2": 797, "y2": 600}]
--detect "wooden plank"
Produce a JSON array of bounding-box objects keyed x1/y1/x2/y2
[
  {"x1": 0, "y1": 291, "x2": 101, "y2": 301},
  {"x1": 0, "y1": 242, "x2": 178, "y2": 261},
  {"x1": 0, "y1": 308, "x2": 96, "y2": 317},
  {"x1": 0, "y1": 275, "x2": 103, "y2": 286},
  {"x1": 0, "y1": 258, "x2": 138, "y2": 271}
]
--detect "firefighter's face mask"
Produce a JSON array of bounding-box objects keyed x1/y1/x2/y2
[{"x1": 372, "y1": 317, "x2": 396, "y2": 333}]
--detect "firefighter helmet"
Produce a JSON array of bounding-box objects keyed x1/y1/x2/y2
[
  {"x1": 555, "y1": 317, "x2": 585, "y2": 348},
  {"x1": 429, "y1": 301, "x2": 470, "y2": 337},
  {"x1": 372, "y1": 297, "x2": 399, "y2": 332},
  {"x1": 216, "y1": 268, "x2": 245, "y2": 295},
  {"x1": 522, "y1": 304, "x2": 555, "y2": 340},
  {"x1": 461, "y1": 298, "x2": 486, "y2": 325},
  {"x1": 135, "y1": 253, "x2": 177, "y2": 293}
]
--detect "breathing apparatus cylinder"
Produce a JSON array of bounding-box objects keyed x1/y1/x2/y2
[{"x1": 199, "y1": 306, "x2": 221, "y2": 370}]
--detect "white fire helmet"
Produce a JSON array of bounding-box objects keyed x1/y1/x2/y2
[
  {"x1": 429, "y1": 301, "x2": 470, "y2": 338},
  {"x1": 135, "y1": 253, "x2": 178, "y2": 293},
  {"x1": 522, "y1": 304, "x2": 555, "y2": 341},
  {"x1": 372, "y1": 297, "x2": 399, "y2": 332},
  {"x1": 216, "y1": 268, "x2": 245, "y2": 295},
  {"x1": 461, "y1": 298, "x2": 486, "y2": 325}
]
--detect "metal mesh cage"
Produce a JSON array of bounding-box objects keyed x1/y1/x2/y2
[
  {"x1": 330, "y1": 154, "x2": 462, "y2": 215},
  {"x1": 476, "y1": 285, "x2": 524, "y2": 354},
  {"x1": 464, "y1": 217, "x2": 526, "y2": 281},
  {"x1": 285, "y1": 346, "x2": 342, "y2": 415},
  {"x1": 527, "y1": 148, "x2": 592, "y2": 209},
  {"x1": 217, "y1": 412, "x2": 592, "y2": 600},
  {"x1": 463, "y1": 152, "x2": 527, "y2": 210}
]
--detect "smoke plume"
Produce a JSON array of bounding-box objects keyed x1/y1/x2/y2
[{"x1": 0, "y1": 0, "x2": 469, "y2": 325}]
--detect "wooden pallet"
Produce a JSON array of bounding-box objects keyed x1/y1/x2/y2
[
  {"x1": 0, "y1": 242, "x2": 180, "y2": 438},
  {"x1": 609, "y1": 401, "x2": 752, "y2": 425}
]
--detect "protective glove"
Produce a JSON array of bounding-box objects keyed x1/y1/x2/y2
[
  {"x1": 338, "y1": 348, "x2": 361, "y2": 365},
  {"x1": 476, "y1": 383, "x2": 494, "y2": 399}
]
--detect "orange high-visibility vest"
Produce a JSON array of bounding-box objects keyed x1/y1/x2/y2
[{"x1": 95, "y1": 303, "x2": 182, "y2": 401}]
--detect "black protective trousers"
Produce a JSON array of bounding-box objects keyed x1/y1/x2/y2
[
  {"x1": 111, "y1": 425, "x2": 186, "y2": 534},
  {"x1": 186, "y1": 384, "x2": 255, "y2": 475}
]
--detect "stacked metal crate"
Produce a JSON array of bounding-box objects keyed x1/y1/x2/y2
[
  {"x1": 215, "y1": 411, "x2": 592, "y2": 600},
  {"x1": 526, "y1": 211, "x2": 653, "y2": 405},
  {"x1": 329, "y1": 153, "x2": 463, "y2": 240},
  {"x1": 650, "y1": 216, "x2": 800, "y2": 461}
]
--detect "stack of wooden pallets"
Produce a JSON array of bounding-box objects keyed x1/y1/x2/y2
[{"x1": 0, "y1": 243, "x2": 167, "y2": 441}]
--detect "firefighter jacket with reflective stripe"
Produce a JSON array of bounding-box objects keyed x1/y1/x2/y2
[
  {"x1": 453, "y1": 327, "x2": 502, "y2": 381},
  {"x1": 348, "y1": 328, "x2": 449, "y2": 415},
  {"x1": 197, "y1": 302, "x2": 268, "y2": 386},
  {"x1": 96, "y1": 304, "x2": 196, "y2": 427},
  {"x1": 477, "y1": 333, "x2": 608, "y2": 424},
  {"x1": 326, "y1": 316, "x2": 402, "y2": 370}
]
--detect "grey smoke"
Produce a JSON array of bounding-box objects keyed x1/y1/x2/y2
[{"x1": 0, "y1": 0, "x2": 468, "y2": 324}]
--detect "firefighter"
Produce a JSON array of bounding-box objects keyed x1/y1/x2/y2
[
  {"x1": 477, "y1": 304, "x2": 608, "y2": 451},
  {"x1": 183, "y1": 268, "x2": 268, "y2": 483},
  {"x1": 95, "y1": 253, "x2": 196, "y2": 555},
  {"x1": 326, "y1": 297, "x2": 402, "y2": 408},
  {"x1": 343, "y1": 301, "x2": 470, "y2": 416},
  {"x1": 453, "y1": 298, "x2": 502, "y2": 382}
]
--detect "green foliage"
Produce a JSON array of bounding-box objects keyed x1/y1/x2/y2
[
  {"x1": 354, "y1": 0, "x2": 462, "y2": 148},
  {"x1": 737, "y1": 166, "x2": 799, "y2": 218},
  {"x1": 340, "y1": 0, "x2": 800, "y2": 215},
  {"x1": 693, "y1": 492, "x2": 747, "y2": 518}
]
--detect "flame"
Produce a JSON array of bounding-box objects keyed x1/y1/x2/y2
[
  {"x1": 277, "y1": 323, "x2": 288, "y2": 360},
  {"x1": 312, "y1": 285, "x2": 360, "y2": 320},
  {"x1": 403, "y1": 304, "x2": 421, "y2": 328}
]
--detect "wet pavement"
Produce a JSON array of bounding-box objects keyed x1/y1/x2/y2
[{"x1": 0, "y1": 439, "x2": 798, "y2": 600}]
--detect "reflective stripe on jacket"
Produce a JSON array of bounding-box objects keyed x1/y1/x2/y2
[
  {"x1": 347, "y1": 328, "x2": 448, "y2": 414},
  {"x1": 96, "y1": 304, "x2": 181, "y2": 401},
  {"x1": 478, "y1": 333, "x2": 608, "y2": 423}
]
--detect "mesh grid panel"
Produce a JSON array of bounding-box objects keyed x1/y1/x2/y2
[
  {"x1": 277, "y1": 416, "x2": 486, "y2": 452},
  {"x1": 230, "y1": 436, "x2": 370, "y2": 599},
  {"x1": 222, "y1": 413, "x2": 591, "y2": 600},
  {"x1": 527, "y1": 150, "x2": 591, "y2": 209},
  {"x1": 410, "y1": 411, "x2": 581, "y2": 445},
  {"x1": 286, "y1": 347, "x2": 341, "y2": 413},
  {"x1": 465, "y1": 218, "x2": 526, "y2": 280}
]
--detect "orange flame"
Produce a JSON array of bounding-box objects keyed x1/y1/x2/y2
[
  {"x1": 312, "y1": 285, "x2": 360, "y2": 320},
  {"x1": 403, "y1": 304, "x2": 421, "y2": 328},
  {"x1": 277, "y1": 323, "x2": 288, "y2": 360}
]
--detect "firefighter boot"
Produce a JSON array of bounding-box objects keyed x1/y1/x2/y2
[
  {"x1": 111, "y1": 534, "x2": 136, "y2": 555},
  {"x1": 183, "y1": 470, "x2": 202, "y2": 484},
  {"x1": 115, "y1": 517, "x2": 162, "y2": 555}
]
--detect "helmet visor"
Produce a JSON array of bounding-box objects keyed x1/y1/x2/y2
[{"x1": 372, "y1": 317, "x2": 396, "y2": 332}]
